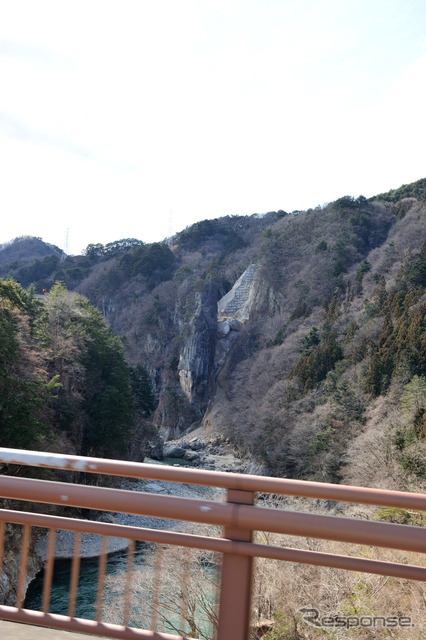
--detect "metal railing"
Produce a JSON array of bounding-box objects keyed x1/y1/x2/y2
[{"x1": 0, "y1": 447, "x2": 425, "y2": 640}]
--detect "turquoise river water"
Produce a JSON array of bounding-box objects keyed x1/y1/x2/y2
[{"x1": 24, "y1": 458, "x2": 218, "y2": 637}]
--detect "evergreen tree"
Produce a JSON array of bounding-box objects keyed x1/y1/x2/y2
[
  {"x1": 0, "y1": 278, "x2": 56, "y2": 448},
  {"x1": 130, "y1": 364, "x2": 156, "y2": 418},
  {"x1": 78, "y1": 299, "x2": 134, "y2": 456}
]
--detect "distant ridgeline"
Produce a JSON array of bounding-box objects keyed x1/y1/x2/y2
[
  {"x1": 375, "y1": 176, "x2": 426, "y2": 202},
  {"x1": 0, "y1": 236, "x2": 65, "y2": 269}
]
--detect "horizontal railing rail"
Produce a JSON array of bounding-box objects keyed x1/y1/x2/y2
[
  {"x1": 0, "y1": 476, "x2": 425, "y2": 553},
  {"x1": 1, "y1": 507, "x2": 425, "y2": 581},
  {"x1": 0, "y1": 447, "x2": 425, "y2": 640},
  {"x1": 1, "y1": 447, "x2": 426, "y2": 509}
]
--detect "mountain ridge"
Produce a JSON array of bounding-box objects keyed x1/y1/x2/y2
[{"x1": 0, "y1": 179, "x2": 425, "y2": 489}]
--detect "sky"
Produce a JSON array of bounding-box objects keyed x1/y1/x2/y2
[{"x1": 0, "y1": 0, "x2": 425, "y2": 255}]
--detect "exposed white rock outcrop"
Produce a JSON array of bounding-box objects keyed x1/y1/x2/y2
[
  {"x1": 217, "y1": 263, "x2": 259, "y2": 321},
  {"x1": 215, "y1": 265, "x2": 259, "y2": 371}
]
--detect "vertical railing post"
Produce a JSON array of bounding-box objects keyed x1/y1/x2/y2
[{"x1": 217, "y1": 489, "x2": 254, "y2": 640}]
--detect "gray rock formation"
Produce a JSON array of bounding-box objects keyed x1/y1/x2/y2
[
  {"x1": 189, "y1": 438, "x2": 205, "y2": 451},
  {"x1": 217, "y1": 320, "x2": 230, "y2": 337},
  {"x1": 163, "y1": 443, "x2": 186, "y2": 458},
  {"x1": 178, "y1": 284, "x2": 218, "y2": 407},
  {"x1": 183, "y1": 450, "x2": 200, "y2": 462},
  {"x1": 147, "y1": 434, "x2": 164, "y2": 460},
  {"x1": 229, "y1": 318, "x2": 242, "y2": 331},
  {"x1": 1, "y1": 532, "x2": 41, "y2": 606}
]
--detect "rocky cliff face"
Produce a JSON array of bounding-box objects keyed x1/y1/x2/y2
[
  {"x1": 178, "y1": 283, "x2": 218, "y2": 408},
  {"x1": 177, "y1": 265, "x2": 266, "y2": 425},
  {"x1": 137, "y1": 262, "x2": 266, "y2": 440},
  {"x1": 0, "y1": 526, "x2": 41, "y2": 606}
]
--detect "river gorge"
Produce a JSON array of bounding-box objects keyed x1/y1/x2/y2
[{"x1": 24, "y1": 458, "x2": 223, "y2": 637}]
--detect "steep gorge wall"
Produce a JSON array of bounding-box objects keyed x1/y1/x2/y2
[
  {"x1": 159, "y1": 265, "x2": 267, "y2": 438},
  {"x1": 178, "y1": 283, "x2": 218, "y2": 408}
]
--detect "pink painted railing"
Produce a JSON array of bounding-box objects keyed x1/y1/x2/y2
[{"x1": 0, "y1": 447, "x2": 425, "y2": 640}]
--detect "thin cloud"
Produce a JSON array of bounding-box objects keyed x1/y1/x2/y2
[
  {"x1": 0, "y1": 111, "x2": 136, "y2": 172},
  {"x1": 0, "y1": 111, "x2": 97, "y2": 160},
  {"x1": 0, "y1": 38, "x2": 70, "y2": 69}
]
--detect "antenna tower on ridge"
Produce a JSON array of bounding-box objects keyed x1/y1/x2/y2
[
  {"x1": 64, "y1": 228, "x2": 70, "y2": 256},
  {"x1": 166, "y1": 209, "x2": 174, "y2": 245}
]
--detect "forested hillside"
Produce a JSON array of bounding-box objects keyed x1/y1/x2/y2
[
  {"x1": 0, "y1": 280, "x2": 154, "y2": 460},
  {"x1": 209, "y1": 189, "x2": 426, "y2": 490},
  {"x1": 0, "y1": 178, "x2": 425, "y2": 494}
]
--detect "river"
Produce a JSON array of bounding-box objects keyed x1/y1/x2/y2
[{"x1": 25, "y1": 458, "x2": 222, "y2": 638}]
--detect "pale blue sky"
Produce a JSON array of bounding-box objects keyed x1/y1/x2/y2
[{"x1": 1, "y1": 0, "x2": 425, "y2": 254}]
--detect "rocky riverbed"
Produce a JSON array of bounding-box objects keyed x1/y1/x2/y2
[
  {"x1": 35, "y1": 431, "x2": 269, "y2": 561},
  {"x1": 150, "y1": 433, "x2": 247, "y2": 473}
]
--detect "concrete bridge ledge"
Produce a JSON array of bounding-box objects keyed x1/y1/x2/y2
[{"x1": 0, "y1": 620, "x2": 107, "y2": 639}]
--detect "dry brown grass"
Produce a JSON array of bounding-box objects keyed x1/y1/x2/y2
[{"x1": 253, "y1": 536, "x2": 425, "y2": 640}]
